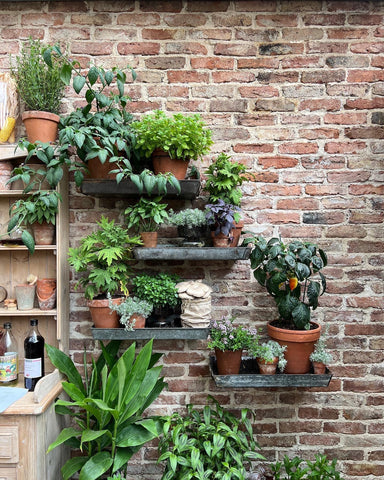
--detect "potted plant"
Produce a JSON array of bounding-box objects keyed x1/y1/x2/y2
[
  {"x1": 269, "y1": 454, "x2": 344, "y2": 480},
  {"x1": 131, "y1": 110, "x2": 213, "y2": 180},
  {"x1": 108, "y1": 293, "x2": 153, "y2": 330},
  {"x1": 205, "y1": 199, "x2": 241, "y2": 247},
  {"x1": 43, "y1": 44, "x2": 137, "y2": 186},
  {"x1": 46, "y1": 339, "x2": 166, "y2": 480},
  {"x1": 10, "y1": 37, "x2": 65, "y2": 142},
  {"x1": 124, "y1": 196, "x2": 169, "y2": 247},
  {"x1": 249, "y1": 339, "x2": 287, "y2": 375},
  {"x1": 168, "y1": 208, "x2": 208, "y2": 244},
  {"x1": 208, "y1": 316, "x2": 258, "y2": 375},
  {"x1": 7, "y1": 190, "x2": 61, "y2": 253},
  {"x1": 68, "y1": 216, "x2": 142, "y2": 328},
  {"x1": 158, "y1": 396, "x2": 265, "y2": 480},
  {"x1": 244, "y1": 235, "x2": 327, "y2": 374},
  {"x1": 204, "y1": 153, "x2": 250, "y2": 246},
  {"x1": 310, "y1": 328, "x2": 332, "y2": 374}
]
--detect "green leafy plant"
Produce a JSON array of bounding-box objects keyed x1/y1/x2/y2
[
  {"x1": 244, "y1": 236, "x2": 327, "y2": 330},
  {"x1": 108, "y1": 294, "x2": 153, "y2": 330},
  {"x1": 46, "y1": 339, "x2": 166, "y2": 480},
  {"x1": 7, "y1": 190, "x2": 61, "y2": 254},
  {"x1": 43, "y1": 44, "x2": 137, "y2": 186},
  {"x1": 208, "y1": 316, "x2": 258, "y2": 352},
  {"x1": 10, "y1": 37, "x2": 65, "y2": 113},
  {"x1": 68, "y1": 216, "x2": 142, "y2": 300},
  {"x1": 168, "y1": 208, "x2": 207, "y2": 228},
  {"x1": 204, "y1": 153, "x2": 248, "y2": 207},
  {"x1": 310, "y1": 328, "x2": 332, "y2": 365},
  {"x1": 271, "y1": 454, "x2": 344, "y2": 480},
  {"x1": 124, "y1": 196, "x2": 169, "y2": 233},
  {"x1": 132, "y1": 272, "x2": 180, "y2": 309},
  {"x1": 249, "y1": 340, "x2": 287, "y2": 372},
  {"x1": 158, "y1": 396, "x2": 265, "y2": 480},
  {"x1": 132, "y1": 110, "x2": 213, "y2": 161}
]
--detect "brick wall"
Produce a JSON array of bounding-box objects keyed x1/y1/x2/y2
[{"x1": 1, "y1": 1, "x2": 384, "y2": 478}]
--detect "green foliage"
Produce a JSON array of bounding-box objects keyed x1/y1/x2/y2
[
  {"x1": 168, "y1": 208, "x2": 207, "y2": 228},
  {"x1": 249, "y1": 340, "x2": 287, "y2": 372},
  {"x1": 204, "y1": 153, "x2": 248, "y2": 206},
  {"x1": 158, "y1": 396, "x2": 265, "y2": 480},
  {"x1": 244, "y1": 236, "x2": 327, "y2": 330},
  {"x1": 205, "y1": 200, "x2": 241, "y2": 237},
  {"x1": 132, "y1": 110, "x2": 213, "y2": 162},
  {"x1": 310, "y1": 327, "x2": 332, "y2": 365},
  {"x1": 208, "y1": 316, "x2": 259, "y2": 352},
  {"x1": 124, "y1": 196, "x2": 169, "y2": 233},
  {"x1": 271, "y1": 454, "x2": 344, "y2": 480},
  {"x1": 132, "y1": 272, "x2": 180, "y2": 309},
  {"x1": 68, "y1": 216, "x2": 142, "y2": 300},
  {"x1": 46, "y1": 339, "x2": 166, "y2": 480},
  {"x1": 108, "y1": 294, "x2": 153, "y2": 330},
  {"x1": 10, "y1": 37, "x2": 65, "y2": 113}
]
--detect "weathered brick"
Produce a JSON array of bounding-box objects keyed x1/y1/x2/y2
[
  {"x1": 259, "y1": 43, "x2": 304, "y2": 55},
  {"x1": 345, "y1": 126, "x2": 384, "y2": 139},
  {"x1": 214, "y1": 43, "x2": 258, "y2": 56},
  {"x1": 209, "y1": 99, "x2": 247, "y2": 112},
  {"x1": 144, "y1": 56, "x2": 185, "y2": 69},
  {"x1": 117, "y1": 42, "x2": 160, "y2": 55},
  {"x1": 301, "y1": 70, "x2": 346, "y2": 83},
  {"x1": 278, "y1": 142, "x2": 319, "y2": 154}
]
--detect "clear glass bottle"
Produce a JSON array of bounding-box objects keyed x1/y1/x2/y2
[
  {"x1": 24, "y1": 318, "x2": 45, "y2": 391},
  {"x1": 0, "y1": 322, "x2": 19, "y2": 386}
]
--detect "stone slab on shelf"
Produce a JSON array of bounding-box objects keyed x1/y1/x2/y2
[
  {"x1": 209, "y1": 357, "x2": 333, "y2": 388},
  {"x1": 133, "y1": 246, "x2": 251, "y2": 261},
  {"x1": 81, "y1": 179, "x2": 201, "y2": 199},
  {"x1": 91, "y1": 327, "x2": 210, "y2": 340}
]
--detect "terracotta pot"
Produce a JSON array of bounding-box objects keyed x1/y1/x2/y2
[
  {"x1": 31, "y1": 222, "x2": 55, "y2": 245},
  {"x1": 312, "y1": 361, "x2": 327, "y2": 375},
  {"x1": 215, "y1": 348, "x2": 242, "y2": 375},
  {"x1": 0, "y1": 161, "x2": 13, "y2": 190},
  {"x1": 88, "y1": 297, "x2": 123, "y2": 329},
  {"x1": 152, "y1": 149, "x2": 189, "y2": 180},
  {"x1": 15, "y1": 284, "x2": 36, "y2": 310},
  {"x1": 267, "y1": 321, "x2": 321, "y2": 374},
  {"x1": 37, "y1": 290, "x2": 56, "y2": 310},
  {"x1": 22, "y1": 111, "x2": 60, "y2": 143},
  {"x1": 229, "y1": 219, "x2": 244, "y2": 247},
  {"x1": 257, "y1": 357, "x2": 278, "y2": 375},
  {"x1": 87, "y1": 156, "x2": 117, "y2": 180},
  {"x1": 36, "y1": 278, "x2": 56, "y2": 300},
  {"x1": 130, "y1": 313, "x2": 146, "y2": 329},
  {"x1": 211, "y1": 231, "x2": 231, "y2": 248},
  {"x1": 140, "y1": 231, "x2": 158, "y2": 248}
]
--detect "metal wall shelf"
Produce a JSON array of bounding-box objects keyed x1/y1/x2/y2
[
  {"x1": 92, "y1": 327, "x2": 209, "y2": 341},
  {"x1": 133, "y1": 246, "x2": 251, "y2": 261}
]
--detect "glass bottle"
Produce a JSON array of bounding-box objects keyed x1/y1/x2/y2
[
  {"x1": 0, "y1": 322, "x2": 19, "y2": 386},
  {"x1": 24, "y1": 319, "x2": 45, "y2": 391}
]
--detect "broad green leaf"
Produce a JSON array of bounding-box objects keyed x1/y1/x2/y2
[
  {"x1": 46, "y1": 344, "x2": 85, "y2": 394},
  {"x1": 292, "y1": 303, "x2": 310, "y2": 329},
  {"x1": 61, "y1": 456, "x2": 88, "y2": 480},
  {"x1": 79, "y1": 451, "x2": 113, "y2": 480},
  {"x1": 116, "y1": 423, "x2": 157, "y2": 447},
  {"x1": 73, "y1": 75, "x2": 86, "y2": 94},
  {"x1": 21, "y1": 230, "x2": 35, "y2": 254},
  {"x1": 47, "y1": 427, "x2": 80, "y2": 453}
]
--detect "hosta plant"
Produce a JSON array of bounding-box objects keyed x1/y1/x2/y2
[
  {"x1": 46, "y1": 339, "x2": 166, "y2": 480},
  {"x1": 244, "y1": 236, "x2": 327, "y2": 330}
]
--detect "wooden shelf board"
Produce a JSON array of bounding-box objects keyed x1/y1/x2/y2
[
  {"x1": 0, "y1": 308, "x2": 57, "y2": 316},
  {"x1": 0, "y1": 244, "x2": 56, "y2": 251},
  {"x1": 133, "y1": 246, "x2": 251, "y2": 261},
  {"x1": 210, "y1": 357, "x2": 333, "y2": 388},
  {"x1": 0, "y1": 144, "x2": 26, "y2": 161},
  {"x1": 92, "y1": 327, "x2": 209, "y2": 340}
]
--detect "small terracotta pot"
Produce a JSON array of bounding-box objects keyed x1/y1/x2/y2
[
  {"x1": 31, "y1": 222, "x2": 55, "y2": 245},
  {"x1": 140, "y1": 231, "x2": 158, "y2": 248},
  {"x1": 88, "y1": 297, "x2": 123, "y2": 329},
  {"x1": 130, "y1": 313, "x2": 146, "y2": 329},
  {"x1": 229, "y1": 219, "x2": 244, "y2": 247},
  {"x1": 257, "y1": 357, "x2": 278, "y2": 375},
  {"x1": 22, "y1": 111, "x2": 60, "y2": 143},
  {"x1": 211, "y1": 231, "x2": 231, "y2": 248},
  {"x1": 312, "y1": 361, "x2": 327, "y2": 375},
  {"x1": 152, "y1": 149, "x2": 189, "y2": 180},
  {"x1": 87, "y1": 156, "x2": 117, "y2": 180},
  {"x1": 36, "y1": 278, "x2": 56, "y2": 310},
  {"x1": 215, "y1": 348, "x2": 242, "y2": 375}
]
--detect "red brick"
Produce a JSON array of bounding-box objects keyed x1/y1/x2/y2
[
  {"x1": 350, "y1": 42, "x2": 384, "y2": 53},
  {"x1": 190, "y1": 57, "x2": 234, "y2": 69},
  {"x1": 165, "y1": 42, "x2": 207, "y2": 54},
  {"x1": 186, "y1": 0, "x2": 229, "y2": 11},
  {"x1": 307, "y1": 42, "x2": 348, "y2": 54},
  {"x1": 238, "y1": 58, "x2": 280, "y2": 69},
  {"x1": 327, "y1": 27, "x2": 369, "y2": 39},
  {"x1": 71, "y1": 41, "x2": 113, "y2": 55},
  {"x1": 214, "y1": 43, "x2": 258, "y2": 56},
  {"x1": 303, "y1": 14, "x2": 346, "y2": 25},
  {"x1": 139, "y1": 1, "x2": 182, "y2": 12},
  {"x1": 324, "y1": 422, "x2": 366, "y2": 434},
  {"x1": 144, "y1": 56, "x2": 185, "y2": 69},
  {"x1": 300, "y1": 99, "x2": 341, "y2": 111},
  {"x1": 281, "y1": 56, "x2": 321, "y2": 68},
  {"x1": 117, "y1": 13, "x2": 160, "y2": 25},
  {"x1": 258, "y1": 156, "x2": 298, "y2": 169},
  {"x1": 233, "y1": 143, "x2": 274, "y2": 154},
  {"x1": 348, "y1": 69, "x2": 384, "y2": 82},
  {"x1": 278, "y1": 142, "x2": 319, "y2": 154},
  {"x1": 256, "y1": 14, "x2": 298, "y2": 27},
  {"x1": 1, "y1": 28, "x2": 45, "y2": 39},
  {"x1": 237, "y1": 114, "x2": 276, "y2": 126},
  {"x1": 257, "y1": 212, "x2": 301, "y2": 224},
  {"x1": 299, "y1": 128, "x2": 340, "y2": 140},
  {"x1": 325, "y1": 141, "x2": 366, "y2": 154},
  {"x1": 239, "y1": 86, "x2": 279, "y2": 98},
  {"x1": 167, "y1": 71, "x2": 209, "y2": 83},
  {"x1": 117, "y1": 42, "x2": 160, "y2": 55},
  {"x1": 142, "y1": 28, "x2": 181, "y2": 40},
  {"x1": 327, "y1": 171, "x2": 371, "y2": 183},
  {"x1": 212, "y1": 71, "x2": 255, "y2": 83},
  {"x1": 299, "y1": 434, "x2": 340, "y2": 446},
  {"x1": 345, "y1": 126, "x2": 384, "y2": 139},
  {"x1": 163, "y1": 14, "x2": 207, "y2": 27},
  {"x1": 277, "y1": 198, "x2": 319, "y2": 210}
]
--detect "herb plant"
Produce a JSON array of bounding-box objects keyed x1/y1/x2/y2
[
  {"x1": 205, "y1": 199, "x2": 241, "y2": 237},
  {"x1": 158, "y1": 396, "x2": 265, "y2": 480},
  {"x1": 68, "y1": 216, "x2": 142, "y2": 300},
  {"x1": 244, "y1": 236, "x2": 327, "y2": 330},
  {"x1": 310, "y1": 328, "x2": 332, "y2": 365},
  {"x1": 271, "y1": 454, "x2": 344, "y2": 480},
  {"x1": 168, "y1": 208, "x2": 207, "y2": 228},
  {"x1": 132, "y1": 110, "x2": 213, "y2": 161},
  {"x1": 108, "y1": 294, "x2": 153, "y2": 330},
  {"x1": 10, "y1": 37, "x2": 65, "y2": 113},
  {"x1": 208, "y1": 316, "x2": 258, "y2": 352},
  {"x1": 124, "y1": 196, "x2": 169, "y2": 233},
  {"x1": 46, "y1": 339, "x2": 166, "y2": 480},
  {"x1": 249, "y1": 340, "x2": 287, "y2": 372},
  {"x1": 132, "y1": 272, "x2": 180, "y2": 309}
]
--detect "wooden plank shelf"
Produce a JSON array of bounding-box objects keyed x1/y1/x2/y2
[
  {"x1": 209, "y1": 357, "x2": 333, "y2": 388},
  {"x1": 0, "y1": 244, "x2": 56, "y2": 251},
  {"x1": 81, "y1": 179, "x2": 201, "y2": 199},
  {"x1": 0, "y1": 144, "x2": 26, "y2": 161},
  {"x1": 0, "y1": 308, "x2": 57, "y2": 316},
  {"x1": 133, "y1": 246, "x2": 251, "y2": 261},
  {"x1": 91, "y1": 327, "x2": 209, "y2": 341}
]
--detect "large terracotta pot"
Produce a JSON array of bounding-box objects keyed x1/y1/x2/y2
[
  {"x1": 215, "y1": 348, "x2": 243, "y2": 375},
  {"x1": 22, "y1": 111, "x2": 60, "y2": 143},
  {"x1": 140, "y1": 231, "x2": 158, "y2": 248},
  {"x1": 152, "y1": 149, "x2": 189, "y2": 180},
  {"x1": 267, "y1": 321, "x2": 321, "y2": 374},
  {"x1": 88, "y1": 297, "x2": 123, "y2": 329},
  {"x1": 31, "y1": 222, "x2": 55, "y2": 245}
]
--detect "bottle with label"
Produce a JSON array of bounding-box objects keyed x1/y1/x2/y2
[
  {"x1": 0, "y1": 322, "x2": 19, "y2": 386},
  {"x1": 24, "y1": 319, "x2": 45, "y2": 391}
]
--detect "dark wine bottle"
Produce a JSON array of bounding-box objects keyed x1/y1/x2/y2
[{"x1": 24, "y1": 319, "x2": 45, "y2": 391}]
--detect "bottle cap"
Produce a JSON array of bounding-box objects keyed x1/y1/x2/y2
[
  {"x1": 30, "y1": 319, "x2": 38, "y2": 326},
  {"x1": 3, "y1": 322, "x2": 11, "y2": 329}
]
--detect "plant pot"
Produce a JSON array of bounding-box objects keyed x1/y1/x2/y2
[
  {"x1": 0, "y1": 161, "x2": 13, "y2": 190},
  {"x1": 15, "y1": 284, "x2": 36, "y2": 310},
  {"x1": 177, "y1": 225, "x2": 207, "y2": 243},
  {"x1": 215, "y1": 348, "x2": 243, "y2": 375},
  {"x1": 229, "y1": 219, "x2": 244, "y2": 247},
  {"x1": 257, "y1": 357, "x2": 278, "y2": 375},
  {"x1": 312, "y1": 361, "x2": 326, "y2": 375},
  {"x1": 152, "y1": 149, "x2": 189, "y2": 180},
  {"x1": 31, "y1": 222, "x2": 55, "y2": 245},
  {"x1": 211, "y1": 231, "x2": 231, "y2": 248},
  {"x1": 130, "y1": 313, "x2": 146, "y2": 329},
  {"x1": 88, "y1": 297, "x2": 123, "y2": 329},
  {"x1": 22, "y1": 111, "x2": 60, "y2": 143},
  {"x1": 267, "y1": 321, "x2": 321, "y2": 374},
  {"x1": 140, "y1": 231, "x2": 158, "y2": 248},
  {"x1": 36, "y1": 278, "x2": 56, "y2": 310},
  {"x1": 87, "y1": 156, "x2": 117, "y2": 180}
]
